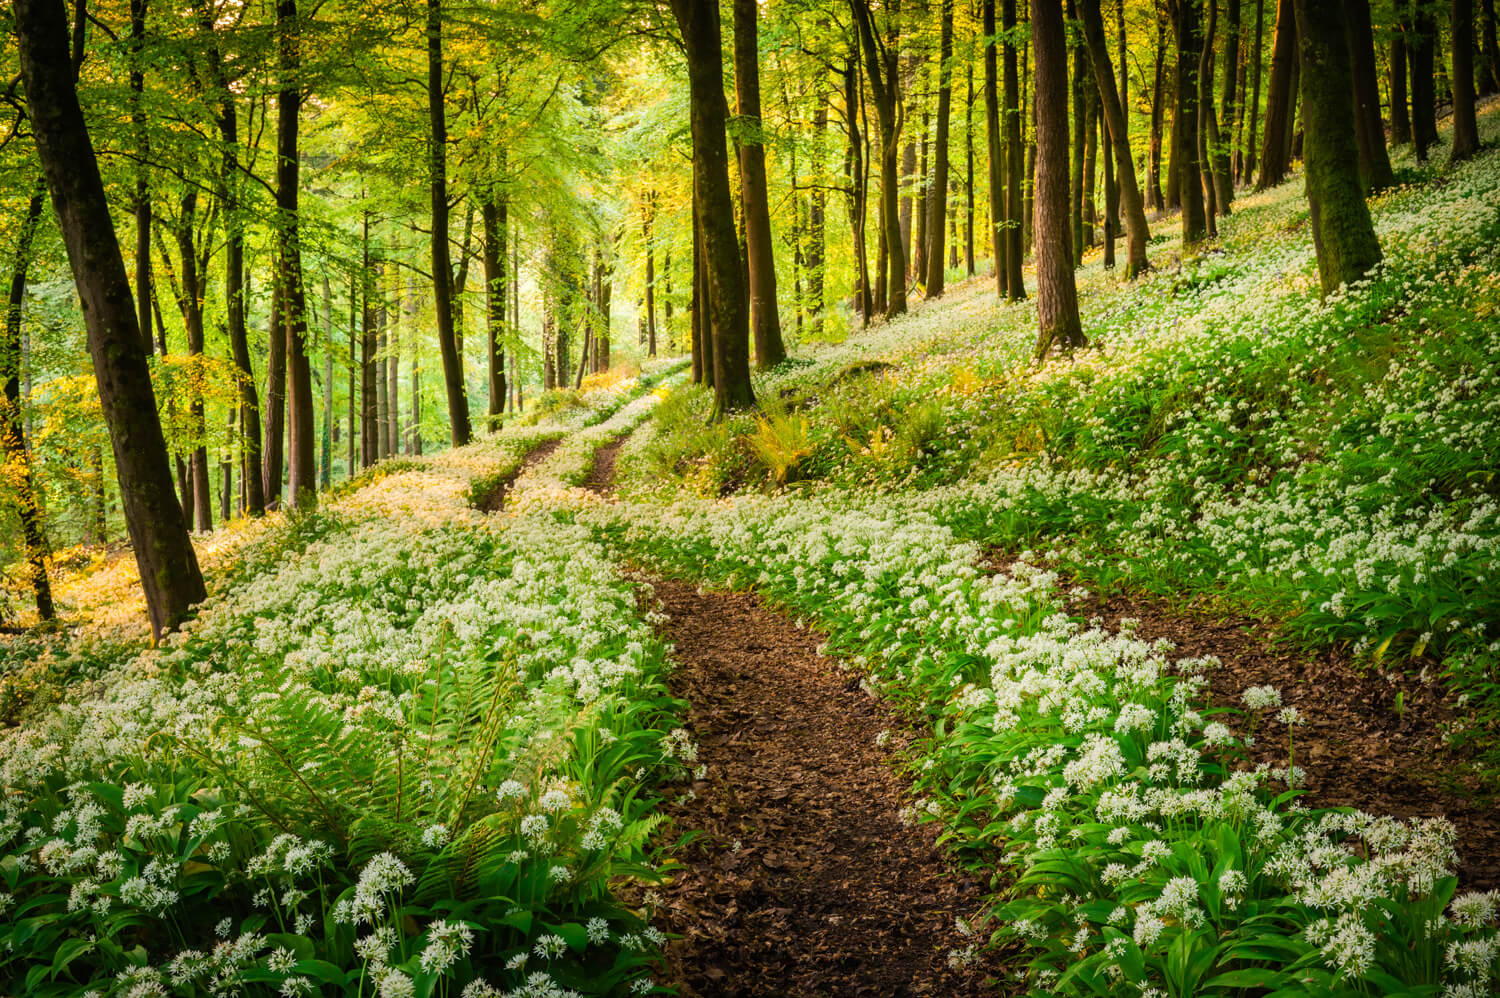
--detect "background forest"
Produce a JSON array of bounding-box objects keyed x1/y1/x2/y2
[{"x1": 2, "y1": 0, "x2": 1500, "y2": 995}]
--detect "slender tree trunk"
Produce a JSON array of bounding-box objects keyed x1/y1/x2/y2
[
  {"x1": 1345, "y1": 0, "x2": 1396, "y2": 190},
  {"x1": 220, "y1": 406, "x2": 233, "y2": 523},
  {"x1": 734, "y1": 0, "x2": 786, "y2": 369},
  {"x1": 1198, "y1": 0, "x2": 1227, "y2": 224},
  {"x1": 387, "y1": 269, "x2": 400, "y2": 456},
  {"x1": 1148, "y1": 13, "x2": 1168, "y2": 211},
  {"x1": 675, "y1": 0, "x2": 755, "y2": 416},
  {"x1": 480, "y1": 194, "x2": 507, "y2": 432},
  {"x1": 844, "y1": 50, "x2": 874, "y2": 324},
  {"x1": 198, "y1": 0, "x2": 263, "y2": 515},
  {"x1": 1244, "y1": 0, "x2": 1266, "y2": 179},
  {"x1": 360, "y1": 228, "x2": 378, "y2": 469},
  {"x1": 809, "y1": 102, "x2": 827, "y2": 334},
  {"x1": 1070, "y1": 0, "x2": 1088, "y2": 265},
  {"x1": 1450, "y1": 0, "x2": 1481, "y2": 163},
  {"x1": 852, "y1": 0, "x2": 908, "y2": 317},
  {"x1": 347, "y1": 269, "x2": 356, "y2": 477},
  {"x1": 985, "y1": 0, "x2": 1005, "y2": 295},
  {"x1": 1257, "y1": 0, "x2": 1297, "y2": 188},
  {"x1": 263, "y1": 279, "x2": 286, "y2": 505},
  {"x1": 1003, "y1": 0, "x2": 1025, "y2": 298},
  {"x1": 1033, "y1": 0, "x2": 1087, "y2": 359},
  {"x1": 427, "y1": 0, "x2": 473, "y2": 445},
  {"x1": 1084, "y1": 88, "x2": 1099, "y2": 246},
  {"x1": 643, "y1": 194, "x2": 658, "y2": 356},
  {"x1": 3, "y1": 182, "x2": 55, "y2": 620},
  {"x1": 130, "y1": 0, "x2": 152, "y2": 357},
  {"x1": 320, "y1": 271, "x2": 334, "y2": 487},
  {"x1": 1295, "y1": 0, "x2": 1382, "y2": 293},
  {"x1": 1174, "y1": 0, "x2": 1208, "y2": 243},
  {"x1": 167, "y1": 193, "x2": 213, "y2": 532},
  {"x1": 15, "y1": 0, "x2": 205, "y2": 637},
  {"x1": 925, "y1": 0, "x2": 956, "y2": 295},
  {"x1": 276, "y1": 0, "x2": 316, "y2": 510},
  {"x1": 1391, "y1": 29, "x2": 1412, "y2": 145},
  {"x1": 965, "y1": 60, "x2": 976, "y2": 276},
  {"x1": 1083, "y1": 0, "x2": 1151, "y2": 276},
  {"x1": 1482, "y1": 0, "x2": 1500, "y2": 95},
  {"x1": 1219, "y1": 0, "x2": 1241, "y2": 197}
]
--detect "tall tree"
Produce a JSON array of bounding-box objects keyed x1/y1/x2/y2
[
  {"x1": 427, "y1": 0, "x2": 474, "y2": 445},
  {"x1": 1172, "y1": 0, "x2": 1208, "y2": 243},
  {"x1": 673, "y1": 0, "x2": 755, "y2": 416},
  {"x1": 1390, "y1": 26, "x2": 1412, "y2": 145},
  {"x1": 1450, "y1": 0, "x2": 1481, "y2": 163},
  {"x1": 984, "y1": 0, "x2": 1005, "y2": 296},
  {"x1": 1257, "y1": 0, "x2": 1297, "y2": 188},
  {"x1": 851, "y1": 0, "x2": 909, "y2": 317},
  {"x1": 1294, "y1": 0, "x2": 1383, "y2": 293},
  {"x1": 925, "y1": 0, "x2": 956, "y2": 295},
  {"x1": 1033, "y1": 0, "x2": 1086, "y2": 359},
  {"x1": 2, "y1": 182, "x2": 56, "y2": 620},
  {"x1": 1243, "y1": 0, "x2": 1267, "y2": 180},
  {"x1": 1408, "y1": 3, "x2": 1439, "y2": 161},
  {"x1": 277, "y1": 0, "x2": 316, "y2": 509},
  {"x1": 14, "y1": 0, "x2": 205, "y2": 637},
  {"x1": 1002, "y1": 0, "x2": 1026, "y2": 299},
  {"x1": 1345, "y1": 0, "x2": 1396, "y2": 190},
  {"x1": 1082, "y1": 0, "x2": 1151, "y2": 276},
  {"x1": 482, "y1": 192, "x2": 507, "y2": 433},
  {"x1": 733, "y1": 0, "x2": 786, "y2": 369}
]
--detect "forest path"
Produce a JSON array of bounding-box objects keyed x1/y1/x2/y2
[
  {"x1": 642, "y1": 579, "x2": 1005, "y2": 997},
  {"x1": 474, "y1": 436, "x2": 562, "y2": 512},
  {"x1": 582, "y1": 431, "x2": 632, "y2": 496},
  {"x1": 1050, "y1": 572, "x2": 1500, "y2": 890}
]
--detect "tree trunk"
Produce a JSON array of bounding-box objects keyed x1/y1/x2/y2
[
  {"x1": 197, "y1": 0, "x2": 263, "y2": 515},
  {"x1": 844, "y1": 50, "x2": 874, "y2": 325},
  {"x1": 3, "y1": 181, "x2": 56, "y2": 620},
  {"x1": 480, "y1": 194, "x2": 507, "y2": 432},
  {"x1": 809, "y1": 102, "x2": 828, "y2": 335},
  {"x1": 1294, "y1": 0, "x2": 1383, "y2": 294},
  {"x1": 1174, "y1": 0, "x2": 1209, "y2": 244},
  {"x1": 387, "y1": 269, "x2": 400, "y2": 456},
  {"x1": 1198, "y1": 0, "x2": 1226, "y2": 225},
  {"x1": 1450, "y1": 0, "x2": 1481, "y2": 163},
  {"x1": 130, "y1": 0, "x2": 152, "y2": 357},
  {"x1": 675, "y1": 0, "x2": 755, "y2": 416},
  {"x1": 1033, "y1": 0, "x2": 1087, "y2": 359},
  {"x1": 925, "y1": 0, "x2": 956, "y2": 295},
  {"x1": 1482, "y1": 0, "x2": 1500, "y2": 96},
  {"x1": 965, "y1": 60, "x2": 976, "y2": 277},
  {"x1": 1070, "y1": 0, "x2": 1088, "y2": 265},
  {"x1": 734, "y1": 0, "x2": 786, "y2": 369},
  {"x1": 347, "y1": 269, "x2": 356, "y2": 477},
  {"x1": 1149, "y1": 12, "x2": 1168, "y2": 211},
  {"x1": 276, "y1": 0, "x2": 316, "y2": 510},
  {"x1": 1082, "y1": 0, "x2": 1152, "y2": 277},
  {"x1": 427, "y1": 0, "x2": 473, "y2": 445},
  {"x1": 1344, "y1": 0, "x2": 1396, "y2": 190},
  {"x1": 984, "y1": 0, "x2": 1005, "y2": 295},
  {"x1": 320, "y1": 272, "x2": 334, "y2": 487},
  {"x1": 1244, "y1": 0, "x2": 1266, "y2": 180},
  {"x1": 1390, "y1": 30, "x2": 1412, "y2": 145},
  {"x1": 1409, "y1": 5, "x2": 1438, "y2": 161},
  {"x1": 1218, "y1": 0, "x2": 1241, "y2": 199},
  {"x1": 1084, "y1": 87, "x2": 1099, "y2": 246},
  {"x1": 1257, "y1": 0, "x2": 1297, "y2": 188},
  {"x1": 263, "y1": 278, "x2": 286, "y2": 504},
  {"x1": 167, "y1": 192, "x2": 213, "y2": 532},
  {"x1": 360, "y1": 227, "x2": 378, "y2": 469},
  {"x1": 852, "y1": 0, "x2": 909, "y2": 318},
  {"x1": 1002, "y1": 0, "x2": 1026, "y2": 297},
  {"x1": 15, "y1": 0, "x2": 205, "y2": 637}
]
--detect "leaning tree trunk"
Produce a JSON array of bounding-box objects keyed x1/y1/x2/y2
[
  {"x1": 277, "y1": 0, "x2": 316, "y2": 510},
  {"x1": 1449, "y1": 0, "x2": 1481, "y2": 164},
  {"x1": 673, "y1": 0, "x2": 755, "y2": 417},
  {"x1": 1082, "y1": 0, "x2": 1151, "y2": 277},
  {"x1": 852, "y1": 0, "x2": 908, "y2": 318},
  {"x1": 14, "y1": 0, "x2": 205, "y2": 637},
  {"x1": 1033, "y1": 0, "x2": 1087, "y2": 359},
  {"x1": 1257, "y1": 0, "x2": 1297, "y2": 188},
  {"x1": 925, "y1": 0, "x2": 955, "y2": 296},
  {"x1": 427, "y1": 0, "x2": 473, "y2": 445},
  {"x1": 3, "y1": 182, "x2": 56, "y2": 620},
  {"x1": 1294, "y1": 0, "x2": 1383, "y2": 294},
  {"x1": 1344, "y1": 0, "x2": 1396, "y2": 191},
  {"x1": 734, "y1": 0, "x2": 786, "y2": 369},
  {"x1": 1173, "y1": 0, "x2": 1208, "y2": 244}
]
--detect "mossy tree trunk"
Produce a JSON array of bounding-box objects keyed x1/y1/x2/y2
[{"x1": 1294, "y1": 0, "x2": 1383, "y2": 294}]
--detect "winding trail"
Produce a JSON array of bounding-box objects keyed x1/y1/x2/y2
[
  {"x1": 582, "y1": 432, "x2": 631, "y2": 496},
  {"x1": 644, "y1": 580, "x2": 1003, "y2": 997},
  {"x1": 473, "y1": 437, "x2": 562, "y2": 512}
]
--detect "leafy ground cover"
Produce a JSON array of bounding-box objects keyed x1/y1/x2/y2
[{"x1": 0, "y1": 372, "x2": 691, "y2": 998}]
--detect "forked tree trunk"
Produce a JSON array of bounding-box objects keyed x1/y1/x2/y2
[
  {"x1": 674, "y1": 0, "x2": 755, "y2": 417},
  {"x1": 1032, "y1": 0, "x2": 1086, "y2": 359},
  {"x1": 1294, "y1": 0, "x2": 1383, "y2": 294},
  {"x1": 851, "y1": 0, "x2": 909, "y2": 318},
  {"x1": 15, "y1": 0, "x2": 205, "y2": 637}
]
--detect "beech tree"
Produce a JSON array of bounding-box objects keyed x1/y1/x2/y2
[
  {"x1": 1081, "y1": 0, "x2": 1151, "y2": 277},
  {"x1": 14, "y1": 0, "x2": 205, "y2": 637},
  {"x1": 734, "y1": 0, "x2": 786, "y2": 369},
  {"x1": 1294, "y1": 0, "x2": 1383, "y2": 293},
  {"x1": 1033, "y1": 0, "x2": 1086, "y2": 359}
]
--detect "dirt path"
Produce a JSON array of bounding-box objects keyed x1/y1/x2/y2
[
  {"x1": 582, "y1": 432, "x2": 630, "y2": 496},
  {"x1": 645, "y1": 580, "x2": 1004, "y2": 997},
  {"x1": 1065, "y1": 585, "x2": 1500, "y2": 890},
  {"x1": 473, "y1": 438, "x2": 562, "y2": 512}
]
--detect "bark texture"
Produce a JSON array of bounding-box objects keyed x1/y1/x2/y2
[
  {"x1": 734, "y1": 0, "x2": 786, "y2": 368},
  {"x1": 1033, "y1": 0, "x2": 1086, "y2": 359}
]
